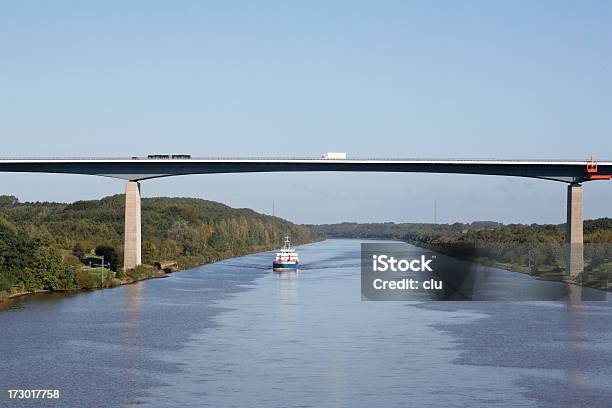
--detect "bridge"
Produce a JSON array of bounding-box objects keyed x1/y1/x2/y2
[{"x1": 1, "y1": 156, "x2": 611, "y2": 276}]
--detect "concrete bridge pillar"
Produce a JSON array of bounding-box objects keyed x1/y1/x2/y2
[
  {"x1": 124, "y1": 180, "x2": 142, "y2": 271},
  {"x1": 565, "y1": 183, "x2": 583, "y2": 279}
]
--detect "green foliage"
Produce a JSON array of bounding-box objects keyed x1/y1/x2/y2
[
  {"x1": 0, "y1": 272, "x2": 12, "y2": 292},
  {"x1": 29, "y1": 245, "x2": 76, "y2": 291},
  {"x1": 72, "y1": 242, "x2": 87, "y2": 259},
  {"x1": 76, "y1": 269, "x2": 99, "y2": 290},
  {"x1": 0, "y1": 194, "x2": 318, "y2": 297},
  {"x1": 115, "y1": 268, "x2": 126, "y2": 279},
  {"x1": 125, "y1": 265, "x2": 160, "y2": 281},
  {"x1": 75, "y1": 268, "x2": 118, "y2": 290},
  {"x1": 0, "y1": 196, "x2": 18, "y2": 207},
  {"x1": 315, "y1": 219, "x2": 612, "y2": 280},
  {"x1": 95, "y1": 245, "x2": 121, "y2": 271},
  {"x1": 0, "y1": 214, "x2": 77, "y2": 293}
]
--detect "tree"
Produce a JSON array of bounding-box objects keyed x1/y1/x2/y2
[
  {"x1": 0, "y1": 194, "x2": 318, "y2": 294},
  {"x1": 0, "y1": 195, "x2": 18, "y2": 207},
  {"x1": 95, "y1": 245, "x2": 120, "y2": 271},
  {"x1": 72, "y1": 242, "x2": 87, "y2": 259}
]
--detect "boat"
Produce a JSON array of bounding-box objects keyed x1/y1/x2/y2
[{"x1": 273, "y1": 237, "x2": 299, "y2": 271}]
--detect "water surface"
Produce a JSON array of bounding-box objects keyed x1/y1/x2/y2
[{"x1": 1, "y1": 239, "x2": 611, "y2": 407}]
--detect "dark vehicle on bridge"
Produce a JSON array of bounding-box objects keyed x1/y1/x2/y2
[{"x1": 147, "y1": 154, "x2": 191, "y2": 159}]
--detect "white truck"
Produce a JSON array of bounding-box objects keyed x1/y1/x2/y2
[{"x1": 322, "y1": 152, "x2": 347, "y2": 160}]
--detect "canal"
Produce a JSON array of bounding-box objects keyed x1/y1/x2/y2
[{"x1": 1, "y1": 239, "x2": 611, "y2": 407}]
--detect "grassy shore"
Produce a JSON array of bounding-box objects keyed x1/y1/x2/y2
[
  {"x1": 0, "y1": 238, "x2": 323, "y2": 303},
  {"x1": 0, "y1": 194, "x2": 320, "y2": 303}
]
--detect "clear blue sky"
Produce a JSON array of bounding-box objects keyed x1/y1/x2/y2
[{"x1": 1, "y1": 1, "x2": 611, "y2": 224}]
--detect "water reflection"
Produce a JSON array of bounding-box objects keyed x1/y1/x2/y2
[
  {"x1": 123, "y1": 281, "x2": 143, "y2": 317},
  {"x1": 274, "y1": 270, "x2": 299, "y2": 324},
  {"x1": 566, "y1": 300, "x2": 587, "y2": 388},
  {"x1": 121, "y1": 282, "x2": 143, "y2": 362}
]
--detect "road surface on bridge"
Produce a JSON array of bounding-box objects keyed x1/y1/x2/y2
[{"x1": 1, "y1": 157, "x2": 611, "y2": 182}]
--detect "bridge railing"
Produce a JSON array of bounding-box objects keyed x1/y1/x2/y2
[{"x1": 0, "y1": 156, "x2": 596, "y2": 163}]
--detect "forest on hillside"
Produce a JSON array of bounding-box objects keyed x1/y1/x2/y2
[
  {"x1": 313, "y1": 220, "x2": 612, "y2": 288},
  {"x1": 0, "y1": 195, "x2": 317, "y2": 298}
]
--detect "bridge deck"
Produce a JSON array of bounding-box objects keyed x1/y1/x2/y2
[{"x1": 0, "y1": 157, "x2": 611, "y2": 182}]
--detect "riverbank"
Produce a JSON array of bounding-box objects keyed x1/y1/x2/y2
[
  {"x1": 0, "y1": 269, "x2": 167, "y2": 304},
  {"x1": 313, "y1": 221, "x2": 612, "y2": 292},
  {"x1": 406, "y1": 241, "x2": 612, "y2": 292},
  {"x1": 0, "y1": 194, "x2": 320, "y2": 303},
  {"x1": 0, "y1": 238, "x2": 323, "y2": 304}
]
